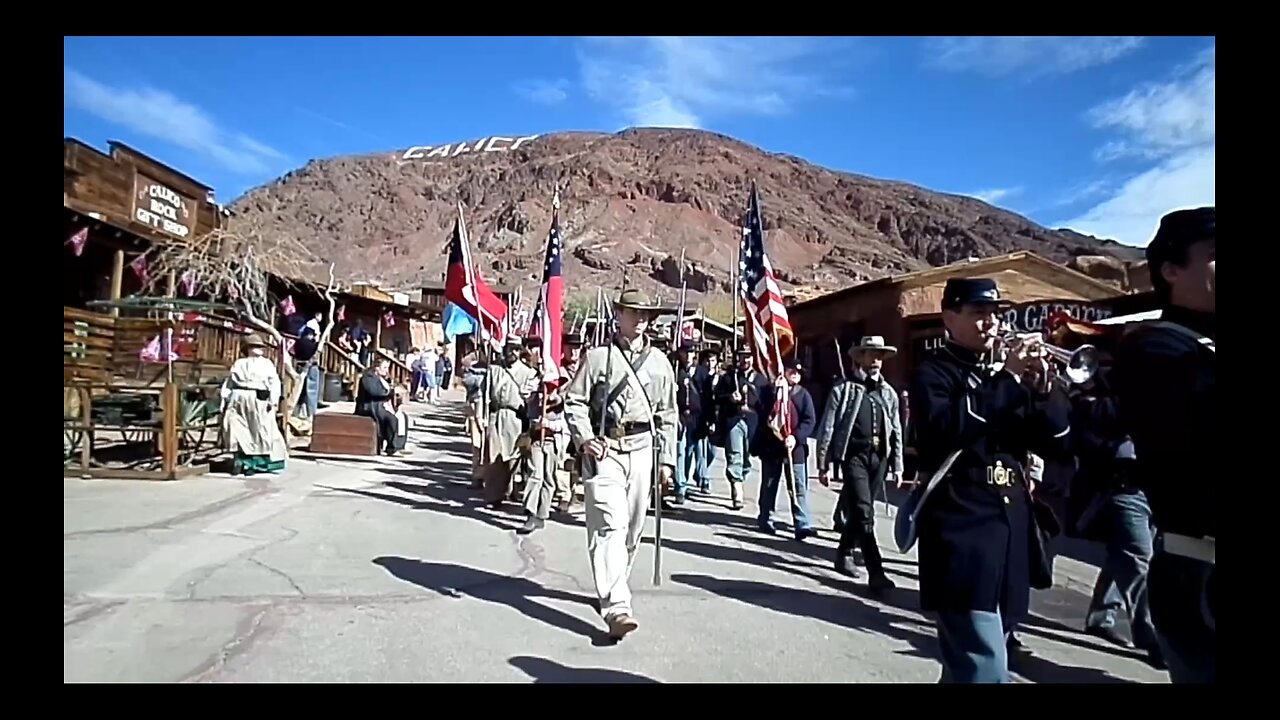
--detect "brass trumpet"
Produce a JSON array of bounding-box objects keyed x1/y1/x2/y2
[{"x1": 991, "y1": 323, "x2": 1099, "y2": 386}]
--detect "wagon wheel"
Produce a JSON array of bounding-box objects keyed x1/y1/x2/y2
[{"x1": 176, "y1": 393, "x2": 216, "y2": 466}]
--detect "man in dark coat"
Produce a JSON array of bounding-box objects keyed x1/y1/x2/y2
[
  {"x1": 355, "y1": 358, "x2": 402, "y2": 456},
  {"x1": 1112, "y1": 206, "x2": 1215, "y2": 684},
  {"x1": 815, "y1": 336, "x2": 904, "y2": 590},
  {"x1": 753, "y1": 362, "x2": 818, "y2": 540},
  {"x1": 909, "y1": 277, "x2": 1072, "y2": 683},
  {"x1": 672, "y1": 340, "x2": 703, "y2": 505},
  {"x1": 714, "y1": 347, "x2": 768, "y2": 510},
  {"x1": 1066, "y1": 364, "x2": 1161, "y2": 667}
]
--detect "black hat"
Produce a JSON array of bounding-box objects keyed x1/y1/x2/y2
[
  {"x1": 1147, "y1": 206, "x2": 1215, "y2": 286},
  {"x1": 735, "y1": 347, "x2": 754, "y2": 357},
  {"x1": 941, "y1": 278, "x2": 1011, "y2": 311},
  {"x1": 677, "y1": 339, "x2": 696, "y2": 352},
  {"x1": 562, "y1": 332, "x2": 585, "y2": 346}
]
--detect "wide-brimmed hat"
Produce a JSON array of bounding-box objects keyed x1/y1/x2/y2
[
  {"x1": 613, "y1": 288, "x2": 662, "y2": 313},
  {"x1": 851, "y1": 335, "x2": 898, "y2": 356},
  {"x1": 242, "y1": 332, "x2": 267, "y2": 349}
]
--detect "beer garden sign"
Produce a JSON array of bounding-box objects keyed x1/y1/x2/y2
[{"x1": 396, "y1": 134, "x2": 540, "y2": 164}]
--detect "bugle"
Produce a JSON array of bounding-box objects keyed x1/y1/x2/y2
[{"x1": 992, "y1": 323, "x2": 1099, "y2": 386}]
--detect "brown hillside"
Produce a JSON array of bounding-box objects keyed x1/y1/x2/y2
[{"x1": 227, "y1": 128, "x2": 1141, "y2": 305}]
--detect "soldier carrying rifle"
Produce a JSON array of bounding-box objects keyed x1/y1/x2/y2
[{"x1": 563, "y1": 289, "x2": 677, "y2": 641}]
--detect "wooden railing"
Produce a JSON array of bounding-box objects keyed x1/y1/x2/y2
[
  {"x1": 376, "y1": 347, "x2": 412, "y2": 388},
  {"x1": 321, "y1": 341, "x2": 365, "y2": 386},
  {"x1": 64, "y1": 307, "x2": 245, "y2": 388}
]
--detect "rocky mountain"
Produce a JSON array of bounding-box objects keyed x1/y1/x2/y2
[{"x1": 227, "y1": 128, "x2": 1143, "y2": 307}]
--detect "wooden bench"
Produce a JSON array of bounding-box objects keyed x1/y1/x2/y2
[{"x1": 309, "y1": 413, "x2": 378, "y2": 456}]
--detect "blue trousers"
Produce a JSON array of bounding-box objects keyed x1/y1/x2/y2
[
  {"x1": 757, "y1": 457, "x2": 812, "y2": 534},
  {"x1": 1085, "y1": 490, "x2": 1158, "y2": 650},
  {"x1": 935, "y1": 610, "x2": 1010, "y2": 683}
]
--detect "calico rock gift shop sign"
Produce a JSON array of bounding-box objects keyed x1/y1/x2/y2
[
  {"x1": 396, "y1": 135, "x2": 540, "y2": 165},
  {"x1": 132, "y1": 174, "x2": 196, "y2": 239}
]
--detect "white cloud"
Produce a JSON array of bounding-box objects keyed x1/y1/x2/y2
[
  {"x1": 1058, "y1": 45, "x2": 1215, "y2": 246},
  {"x1": 925, "y1": 36, "x2": 1144, "y2": 78},
  {"x1": 575, "y1": 36, "x2": 855, "y2": 129},
  {"x1": 967, "y1": 187, "x2": 1022, "y2": 205},
  {"x1": 64, "y1": 67, "x2": 287, "y2": 175},
  {"x1": 514, "y1": 78, "x2": 570, "y2": 106}
]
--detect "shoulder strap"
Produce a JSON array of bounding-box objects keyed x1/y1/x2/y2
[
  {"x1": 602, "y1": 346, "x2": 655, "y2": 412},
  {"x1": 1145, "y1": 320, "x2": 1215, "y2": 353}
]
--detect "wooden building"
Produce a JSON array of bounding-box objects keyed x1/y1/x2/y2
[
  {"x1": 789, "y1": 252, "x2": 1149, "y2": 396},
  {"x1": 64, "y1": 139, "x2": 226, "y2": 309}
]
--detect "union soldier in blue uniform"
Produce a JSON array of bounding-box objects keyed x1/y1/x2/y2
[
  {"x1": 909, "y1": 277, "x2": 1072, "y2": 683},
  {"x1": 1112, "y1": 206, "x2": 1216, "y2": 683}
]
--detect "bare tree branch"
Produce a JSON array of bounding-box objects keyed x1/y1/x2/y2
[{"x1": 134, "y1": 220, "x2": 339, "y2": 442}]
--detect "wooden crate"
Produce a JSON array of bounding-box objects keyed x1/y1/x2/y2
[{"x1": 309, "y1": 413, "x2": 378, "y2": 456}]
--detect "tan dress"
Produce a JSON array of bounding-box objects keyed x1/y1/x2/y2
[{"x1": 220, "y1": 356, "x2": 289, "y2": 470}]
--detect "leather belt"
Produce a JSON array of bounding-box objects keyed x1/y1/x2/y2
[{"x1": 606, "y1": 422, "x2": 652, "y2": 439}]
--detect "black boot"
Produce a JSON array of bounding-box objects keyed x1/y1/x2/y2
[
  {"x1": 517, "y1": 515, "x2": 545, "y2": 535},
  {"x1": 859, "y1": 528, "x2": 896, "y2": 592},
  {"x1": 835, "y1": 523, "x2": 862, "y2": 577}
]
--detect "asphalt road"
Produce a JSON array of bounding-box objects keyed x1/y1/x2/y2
[{"x1": 64, "y1": 394, "x2": 1166, "y2": 683}]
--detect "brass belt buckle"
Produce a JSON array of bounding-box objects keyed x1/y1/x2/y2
[
  {"x1": 607, "y1": 425, "x2": 624, "y2": 440},
  {"x1": 986, "y1": 461, "x2": 1014, "y2": 487}
]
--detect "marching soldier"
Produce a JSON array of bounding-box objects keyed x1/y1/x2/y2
[
  {"x1": 555, "y1": 333, "x2": 586, "y2": 513},
  {"x1": 908, "y1": 277, "x2": 1072, "y2": 683},
  {"x1": 672, "y1": 340, "x2": 703, "y2": 505},
  {"x1": 1112, "y1": 207, "x2": 1215, "y2": 683},
  {"x1": 461, "y1": 347, "x2": 491, "y2": 487},
  {"x1": 564, "y1": 289, "x2": 677, "y2": 640},
  {"x1": 481, "y1": 337, "x2": 538, "y2": 508},
  {"x1": 518, "y1": 358, "x2": 570, "y2": 534},
  {"x1": 693, "y1": 348, "x2": 722, "y2": 494},
  {"x1": 715, "y1": 347, "x2": 768, "y2": 510},
  {"x1": 815, "y1": 336, "x2": 903, "y2": 590}
]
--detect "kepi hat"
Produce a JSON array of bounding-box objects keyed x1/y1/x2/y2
[{"x1": 941, "y1": 278, "x2": 1012, "y2": 311}]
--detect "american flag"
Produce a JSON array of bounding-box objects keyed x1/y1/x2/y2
[
  {"x1": 738, "y1": 182, "x2": 796, "y2": 440},
  {"x1": 529, "y1": 193, "x2": 564, "y2": 385}
]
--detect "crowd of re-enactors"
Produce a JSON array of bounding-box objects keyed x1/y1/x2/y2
[{"x1": 213, "y1": 207, "x2": 1213, "y2": 683}]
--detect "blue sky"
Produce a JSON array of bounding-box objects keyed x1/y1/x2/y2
[{"x1": 64, "y1": 36, "x2": 1215, "y2": 247}]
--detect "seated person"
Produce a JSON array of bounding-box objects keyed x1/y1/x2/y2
[{"x1": 355, "y1": 359, "x2": 408, "y2": 456}]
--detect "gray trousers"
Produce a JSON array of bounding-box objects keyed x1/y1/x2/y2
[{"x1": 524, "y1": 434, "x2": 568, "y2": 519}]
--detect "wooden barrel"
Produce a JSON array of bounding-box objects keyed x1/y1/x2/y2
[{"x1": 322, "y1": 372, "x2": 345, "y2": 403}]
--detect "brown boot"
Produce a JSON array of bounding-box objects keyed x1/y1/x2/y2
[{"x1": 607, "y1": 614, "x2": 639, "y2": 639}]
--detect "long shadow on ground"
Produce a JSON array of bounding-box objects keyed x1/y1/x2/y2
[
  {"x1": 508, "y1": 656, "x2": 659, "y2": 683},
  {"x1": 373, "y1": 556, "x2": 615, "y2": 646}
]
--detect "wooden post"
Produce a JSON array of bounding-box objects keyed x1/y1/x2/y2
[
  {"x1": 110, "y1": 249, "x2": 124, "y2": 317},
  {"x1": 161, "y1": 381, "x2": 178, "y2": 480},
  {"x1": 375, "y1": 314, "x2": 383, "y2": 352},
  {"x1": 165, "y1": 270, "x2": 177, "y2": 298}
]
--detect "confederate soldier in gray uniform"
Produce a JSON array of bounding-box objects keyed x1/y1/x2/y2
[
  {"x1": 815, "y1": 336, "x2": 903, "y2": 591},
  {"x1": 564, "y1": 289, "x2": 677, "y2": 640},
  {"x1": 517, "y1": 359, "x2": 570, "y2": 534},
  {"x1": 482, "y1": 338, "x2": 538, "y2": 508}
]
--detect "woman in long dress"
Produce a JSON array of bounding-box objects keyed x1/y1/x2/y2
[{"x1": 220, "y1": 333, "x2": 289, "y2": 475}]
